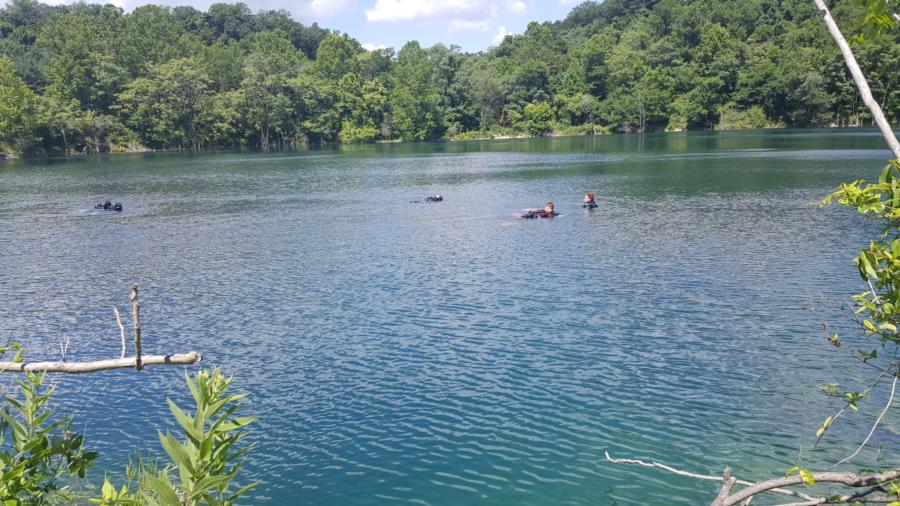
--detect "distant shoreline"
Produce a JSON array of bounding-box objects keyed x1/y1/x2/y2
[{"x1": 2, "y1": 125, "x2": 889, "y2": 162}]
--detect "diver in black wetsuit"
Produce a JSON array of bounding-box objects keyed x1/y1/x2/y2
[
  {"x1": 582, "y1": 192, "x2": 597, "y2": 208},
  {"x1": 411, "y1": 195, "x2": 443, "y2": 203},
  {"x1": 522, "y1": 201, "x2": 557, "y2": 219},
  {"x1": 95, "y1": 201, "x2": 123, "y2": 211}
]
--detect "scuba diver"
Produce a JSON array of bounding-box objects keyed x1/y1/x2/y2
[
  {"x1": 411, "y1": 195, "x2": 443, "y2": 203},
  {"x1": 521, "y1": 201, "x2": 558, "y2": 219},
  {"x1": 582, "y1": 192, "x2": 598, "y2": 208},
  {"x1": 95, "y1": 201, "x2": 123, "y2": 211}
]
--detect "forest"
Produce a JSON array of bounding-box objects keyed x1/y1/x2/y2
[{"x1": 0, "y1": 0, "x2": 898, "y2": 156}]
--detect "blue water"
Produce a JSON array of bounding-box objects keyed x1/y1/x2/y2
[{"x1": 0, "y1": 130, "x2": 896, "y2": 504}]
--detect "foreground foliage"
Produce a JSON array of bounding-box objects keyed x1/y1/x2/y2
[
  {"x1": 0, "y1": 0, "x2": 898, "y2": 155},
  {"x1": 92, "y1": 369, "x2": 257, "y2": 506},
  {"x1": 0, "y1": 356, "x2": 97, "y2": 505},
  {"x1": 820, "y1": 158, "x2": 900, "y2": 441},
  {"x1": 0, "y1": 363, "x2": 255, "y2": 505}
]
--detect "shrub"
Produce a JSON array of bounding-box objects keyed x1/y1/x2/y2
[
  {"x1": 523, "y1": 102, "x2": 553, "y2": 136},
  {"x1": 0, "y1": 361, "x2": 97, "y2": 505},
  {"x1": 96, "y1": 368, "x2": 257, "y2": 506},
  {"x1": 339, "y1": 123, "x2": 381, "y2": 144}
]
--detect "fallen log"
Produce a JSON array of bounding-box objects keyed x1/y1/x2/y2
[{"x1": 0, "y1": 351, "x2": 202, "y2": 374}]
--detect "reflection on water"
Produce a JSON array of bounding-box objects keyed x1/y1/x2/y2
[{"x1": 0, "y1": 129, "x2": 894, "y2": 504}]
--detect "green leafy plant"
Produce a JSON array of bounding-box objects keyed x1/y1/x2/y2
[
  {"x1": 0, "y1": 367, "x2": 97, "y2": 505},
  {"x1": 139, "y1": 368, "x2": 257, "y2": 506},
  {"x1": 91, "y1": 477, "x2": 141, "y2": 505},
  {"x1": 817, "y1": 159, "x2": 900, "y2": 445}
]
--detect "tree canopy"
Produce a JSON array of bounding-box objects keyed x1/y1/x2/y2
[{"x1": 0, "y1": 0, "x2": 897, "y2": 156}]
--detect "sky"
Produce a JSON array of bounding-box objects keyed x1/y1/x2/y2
[{"x1": 29, "y1": 0, "x2": 586, "y2": 53}]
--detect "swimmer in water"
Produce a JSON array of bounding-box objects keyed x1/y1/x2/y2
[{"x1": 522, "y1": 201, "x2": 557, "y2": 219}]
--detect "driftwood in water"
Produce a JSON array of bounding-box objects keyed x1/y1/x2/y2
[
  {"x1": 0, "y1": 352, "x2": 202, "y2": 374},
  {"x1": 4, "y1": 285, "x2": 202, "y2": 374}
]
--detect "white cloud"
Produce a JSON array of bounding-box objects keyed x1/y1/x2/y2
[
  {"x1": 506, "y1": 0, "x2": 527, "y2": 14},
  {"x1": 365, "y1": 0, "x2": 492, "y2": 22},
  {"x1": 492, "y1": 25, "x2": 509, "y2": 45},
  {"x1": 364, "y1": 0, "x2": 532, "y2": 35},
  {"x1": 449, "y1": 19, "x2": 491, "y2": 32},
  {"x1": 362, "y1": 42, "x2": 388, "y2": 51},
  {"x1": 25, "y1": 0, "x2": 354, "y2": 20},
  {"x1": 295, "y1": 0, "x2": 356, "y2": 19}
]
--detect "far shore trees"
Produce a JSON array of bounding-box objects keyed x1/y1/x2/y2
[
  {"x1": 1, "y1": 0, "x2": 898, "y2": 156},
  {"x1": 606, "y1": 1, "x2": 900, "y2": 503}
]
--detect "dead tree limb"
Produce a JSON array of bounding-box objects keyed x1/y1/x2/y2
[
  {"x1": 130, "y1": 285, "x2": 142, "y2": 371},
  {"x1": 604, "y1": 452, "x2": 816, "y2": 501},
  {"x1": 776, "y1": 486, "x2": 893, "y2": 505},
  {"x1": 113, "y1": 307, "x2": 126, "y2": 358},
  {"x1": 0, "y1": 352, "x2": 202, "y2": 374},
  {"x1": 713, "y1": 467, "x2": 737, "y2": 505},
  {"x1": 834, "y1": 374, "x2": 898, "y2": 467},
  {"x1": 1, "y1": 286, "x2": 202, "y2": 374},
  {"x1": 813, "y1": 0, "x2": 900, "y2": 159},
  {"x1": 720, "y1": 468, "x2": 900, "y2": 505},
  {"x1": 605, "y1": 452, "x2": 900, "y2": 505}
]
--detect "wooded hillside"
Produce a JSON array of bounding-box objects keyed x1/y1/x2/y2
[{"x1": 0, "y1": 0, "x2": 897, "y2": 156}]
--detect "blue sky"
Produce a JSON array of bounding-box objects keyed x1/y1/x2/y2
[{"x1": 34, "y1": 0, "x2": 584, "y2": 53}]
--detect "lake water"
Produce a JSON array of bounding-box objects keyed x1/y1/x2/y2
[{"x1": 0, "y1": 130, "x2": 896, "y2": 504}]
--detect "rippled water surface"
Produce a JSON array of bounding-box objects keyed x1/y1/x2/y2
[{"x1": 1, "y1": 130, "x2": 897, "y2": 504}]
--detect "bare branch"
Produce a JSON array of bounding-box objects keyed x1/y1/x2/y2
[
  {"x1": 712, "y1": 467, "x2": 737, "y2": 506},
  {"x1": 722, "y1": 468, "x2": 900, "y2": 505},
  {"x1": 604, "y1": 452, "x2": 816, "y2": 501},
  {"x1": 814, "y1": 371, "x2": 886, "y2": 448},
  {"x1": 813, "y1": 0, "x2": 900, "y2": 159},
  {"x1": 866, "y1": 278, "x2": 880, "y2": 303},
  {"x1": 0, "y1": 352, "x2": 202, "y2": 374},
  {"x1": 113, "y1": 307, "x2": 126, "y2": 359},
  {"x1": 130, "y1": 285, "x2": 142, "y2": 371},
  {"x1": 833, "y1": 374, "x2": 898, "y2": 467},
  {"x1": 776, "y1": 486, "x2": 894, "y2": 505},
  {"x1": 59, "y1": 336, "x2": 70, "y2": 362}
]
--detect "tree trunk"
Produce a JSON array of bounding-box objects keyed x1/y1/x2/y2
[
  {"x1": 813, "y1": 0, "x2": 900, "y2": 158},
  {"x1": 0, "y1": 352, "x2": 201, "y2": 374}
]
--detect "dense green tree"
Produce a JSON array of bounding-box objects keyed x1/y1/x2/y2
[
  {"x1": 390, "y1": 41, "x2": 444, "y2": 141},
  {"x1": 115, "y1": 5, "x2": 197, "y2": 77},
  {"x1": 116, "y1": 58, "x2": 212, "y2": 149},
  {"x1": 0, "y1": 56, "x2": 41, "y2": 152},
  {"x1": 313, "y1": 34, "x2": 362, "y2": 81},
  {"x1": 37, "y1": 8, "x2": 123, "y2": 112},
  {"x1": 523, "y1": 101, "x2": 553, "y2": 136},
  {"x1": 1, "y1": 0, "x2": 898, "y2": 156},
  {"x1": 239, "y1": 30, "x2": 305, "y2": 149}
]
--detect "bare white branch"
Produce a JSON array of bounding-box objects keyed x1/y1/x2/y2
[
  {"x1": 0, "y1": 352, "x2": 202, "y2": 374},
  {"x1": 603, "y1": 452, "x2": 816, "y2": 501},
  {"x1": 113, "y1": 307, "x2": 126, "y2": 359},
  {"x1": 721, "y1": 468, "x2": 900, "y2": 505},
  {"x1": 834, "y1": 374, "x2": 898, "y2": 467},
  {"x1": 59, "y1": 336, "x2": 70, "y2": 362}
]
